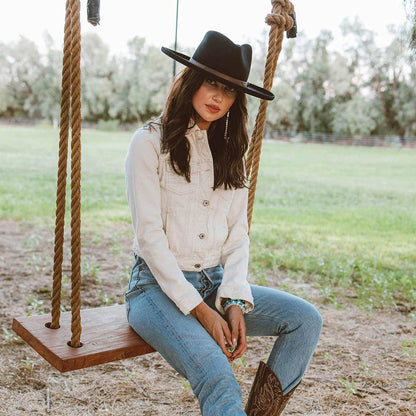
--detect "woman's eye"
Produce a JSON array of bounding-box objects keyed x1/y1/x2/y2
[{"x1": 205, "y1": 79, "x2": 236, "y2": 96}]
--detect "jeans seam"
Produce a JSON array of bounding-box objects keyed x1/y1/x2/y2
[{"x1": 139, "y1": 286, "x2": 210, "y2": 377}]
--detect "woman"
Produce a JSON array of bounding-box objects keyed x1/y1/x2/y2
[{"x1": 125, "y1": 31, "x2": 322, "y2": 415}]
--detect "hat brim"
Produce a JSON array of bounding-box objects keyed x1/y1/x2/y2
[{"x1": 161, "y1": 46, "x2": 274, "y2": 101}]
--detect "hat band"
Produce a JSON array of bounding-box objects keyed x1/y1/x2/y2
[{"x1": 189, "y1": 58, "x2": 248, "y2": 88}]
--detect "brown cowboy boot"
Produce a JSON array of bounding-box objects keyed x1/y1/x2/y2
[{"x1": 245, "y1": 361, "x2": 300, "y2": 416}]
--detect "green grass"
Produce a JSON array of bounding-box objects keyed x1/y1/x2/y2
[
  {"x1": 1, "y1": 125, "x2": 415, "y2": 310},
  {"x1": 0, "y1": 125, "x2": 132, "y2": 226},
  {"x1": 250, "y1": 141, "x2": 416, "y2": 309}
]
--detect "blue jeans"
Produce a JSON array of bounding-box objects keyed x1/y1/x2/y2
[{"x1": 126, "y1": 257, "x2": 322, "y2": 416}]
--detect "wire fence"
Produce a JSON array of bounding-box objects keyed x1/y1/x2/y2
[
  {"x1": 1, "y1": 118, "x2": 416, "y2": 149},
  {"x1": 266, "y1": 130, "x2": 416, "y2": 149}
]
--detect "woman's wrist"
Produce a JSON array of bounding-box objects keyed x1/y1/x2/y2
[
  {"x1": 191, "y1": 301, "x2": 208, "y2": 318},
  {"x1": 221, "y1": 298, "x2": 247, "y2": 314}
]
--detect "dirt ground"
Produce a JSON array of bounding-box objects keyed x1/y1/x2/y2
[{"x1": 0, "y1": 219, "x2": 415, "y2": 416}]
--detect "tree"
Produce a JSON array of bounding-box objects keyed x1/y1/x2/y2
[
  {"x1": 339, "y1": 18, "x2": 413, "y2": 136},
  {"x1": 117, "y1": 36, "x2": 170, "y2": 123},
  {"x1": 267, "y1": 80, "x2": 297, "y2": 131},
  {"x1": 295, "y1": 31, "x2": 334, "y2": 133},
  {"x1": 81, "y1": 33, "x2": 117, "y2": 122},
  {"x1": 404, "y1": 0, "x2": 416, "y2": 52},
  {"x1": 32, "y1": 33, "x2": 62, "y2": 124},
  {"x1": 331, "y1": 94, "x2": 377, "y2": 136},
  {"x1": 2, "y1": 37, "x2": 43, "y2": 118},
  {"x1": 0, "y1": 42, "x2": 11, "y2": 115},
  {"x1": 392, "y1": 64, "x2": 416, "y2": 136}
]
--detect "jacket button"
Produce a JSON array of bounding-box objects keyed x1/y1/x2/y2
[
  {"x1": 203, "y1": 200, "x2": 210, "y2": 207},
  {"x1": 198, "y1": 233, "x2": 206, "y2": 239}
]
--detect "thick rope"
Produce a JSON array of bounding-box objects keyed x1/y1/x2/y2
[
  {"x1": 246, "y1": 0, "x2": 295, "y2": 230},
  {"x1": 69, "y1": 0, "x2": 82, "y2": 348},
  {"x1": 50, "y1": 0, "x2": 73, "y2": 330},
  {"x1": 50, "y1": 0, "x2": 83, "y2": 348}
]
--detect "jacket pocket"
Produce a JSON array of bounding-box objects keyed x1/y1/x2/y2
[
  {"x1": 215, "y1": 187, "x2": 235, "y2": 214},
  {"x1": 164, "y1": 160, "x2": 201, "y2": 195},
  {"x1": 166, "y1": 173, "x2": 197, "y2": 195}
]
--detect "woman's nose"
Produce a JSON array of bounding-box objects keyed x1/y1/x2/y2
[{"x1": 213, "y1": 90, "x2": 224, "y2": 102}]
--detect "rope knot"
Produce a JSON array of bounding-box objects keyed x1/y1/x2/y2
[
  {"x1": 265, "y1": 0, "x2": 295, "y2": 32},
  {"x1": 265, "y1": 13, "x2": 285, "y2": 29},
  {"x1": 271, "y1": 0, "x2": 286, "y2": 8}
]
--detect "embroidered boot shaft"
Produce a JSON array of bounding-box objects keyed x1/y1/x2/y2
[{"x1": 245, "y1": 361, "x2": 300, "y2": 416}]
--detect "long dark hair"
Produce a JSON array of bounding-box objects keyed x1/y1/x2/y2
[{"x1": 160, "y1": 67, "x2": 249, "y2": 190}]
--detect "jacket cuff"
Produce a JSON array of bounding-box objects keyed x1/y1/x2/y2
[
  {"x1": 215, "y1": 285, "x2": 254, "y2": 315},
  {"x1": 176, "y1": 291, "x2": 204, "y2": 315}
]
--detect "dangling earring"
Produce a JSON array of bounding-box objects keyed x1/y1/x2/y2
[{"x1": 224, "y1": 111, "x2": 230, "y2": 142}]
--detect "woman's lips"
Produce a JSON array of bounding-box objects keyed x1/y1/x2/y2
[{"x1": 206, "y1": 104, "x2": 220, "y2": 113}]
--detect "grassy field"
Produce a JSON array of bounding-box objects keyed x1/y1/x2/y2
[{"x1": 1, "y1": 125, "x2": 415, "y2": 311}]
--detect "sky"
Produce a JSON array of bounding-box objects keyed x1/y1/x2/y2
[{"x1": 0, "y1": 0, "x2": 411, "y2": 54}]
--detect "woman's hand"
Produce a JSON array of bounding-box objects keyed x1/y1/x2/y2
[
  {"x1": 225, "y1": 305, "x2": 247, "y2": 361},
  {"x1": 191, "y1": 302, "x2": 233, "y2": 361}
]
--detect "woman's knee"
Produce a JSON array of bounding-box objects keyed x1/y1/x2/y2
[{"x1": 296, "y1": 300, "x2": 323, "y2": 340}]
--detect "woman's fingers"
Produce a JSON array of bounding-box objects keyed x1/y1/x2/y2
[
  {"x1": 231, "y1": 334, "x2": 247, "y2": 359},
  {"x1": 212, "y1": 322, "x2": 232, "y2": 358},
  {"x1": 191, "y1": 301, "x2": 245, "y2": 361},
  {"x1": 225, "y1": 305, "x2": 247, "y2": 361},
  {"x1": 231, "y1": 331, "x2": 247, "y2": 359}
]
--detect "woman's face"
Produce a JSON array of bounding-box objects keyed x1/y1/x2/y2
[{"x1": 192, "y1": 78, "x2": 237, "y2": 130}]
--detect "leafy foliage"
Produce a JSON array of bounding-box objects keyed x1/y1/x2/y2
[{"x1": 0, "y1": 19, "x2": 415, "y2": 136}]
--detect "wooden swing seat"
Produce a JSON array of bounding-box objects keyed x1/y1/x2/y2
[{"x1": 12, "y1": 304, "x2": 154, "y2": 372}]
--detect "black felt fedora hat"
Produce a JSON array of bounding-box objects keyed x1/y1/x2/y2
[{"x1": 161, "y1": 31, "x2": 274, "y2": 101}]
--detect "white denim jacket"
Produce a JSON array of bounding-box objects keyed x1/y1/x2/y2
[{"x1": 124, "y1": 121, "x2": 254, "y2": 315}]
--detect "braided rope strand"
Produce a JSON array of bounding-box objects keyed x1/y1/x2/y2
[
  {"x1": 69, "y1": 0, "x2": 83, "y2": 348},
  {"x1": 50, "y1": 0, "x2": 73, "y2": 329},
  {"x1": 246, "y1": 0, "x2": 294, "y2": 231}
]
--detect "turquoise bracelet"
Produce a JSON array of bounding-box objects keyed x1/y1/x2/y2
[{"x1": 222, "y1": 298, "x2": 246, "y2": 313}]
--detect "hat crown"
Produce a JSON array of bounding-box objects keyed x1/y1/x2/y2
[
  {"x1": 192, "y1": 31, "x2": 252, "y2": 83},
  {"x1": 160, "y1": 30, "x2": 274, "y2": 100}
]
